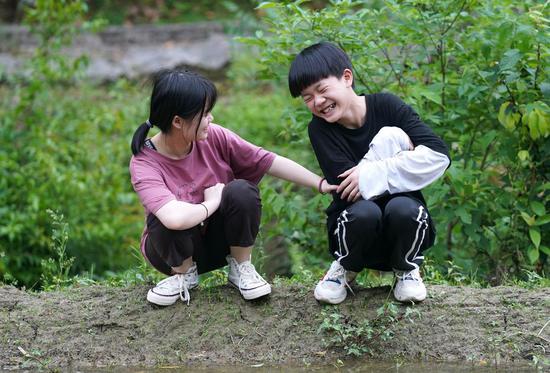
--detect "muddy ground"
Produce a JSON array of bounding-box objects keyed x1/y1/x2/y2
[{"x1": 0, "y1": 282, "x2": 548, "y2": 370}]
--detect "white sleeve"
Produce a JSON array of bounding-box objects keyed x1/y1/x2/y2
[{"x1": 358, "y1": 145, "x2": 450, "y2": 200}]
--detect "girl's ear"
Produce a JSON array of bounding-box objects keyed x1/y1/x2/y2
[
  {"x1": 342, "y1": 68, "x2": 353, "y2": 88},
  {"x1": 172, "y1": 115, "x2": 184, "y2": 129}
]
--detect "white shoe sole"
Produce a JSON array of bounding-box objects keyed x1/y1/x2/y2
[
  {"x1": 229, "y1": 280, "x2": 271, "y2": 300},
  {"x1": 314, "y1": 287, "x2": 347, "y2": 304},
  {"x1": 147, "y1": 290, "x2": 178, "y2": 306},
  {"x1": 394, "y1": 292, "x2": 427, "y2": 303},
  {"x1": 146, "y1": 282, "x2": 198, "y2": 306}
]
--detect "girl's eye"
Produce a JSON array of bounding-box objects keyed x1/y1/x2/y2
[{"x1": 303, "y1": 96, "x2": 312, "y2": 102}]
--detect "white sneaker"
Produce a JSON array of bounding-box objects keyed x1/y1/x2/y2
[
  {"x1": 226, "y1": 256, "x2": 271, "y2": 300},
  {"x1": 393, "y1": 268, "x2": 427, "y2": 303},
  {"x1": 147, "y1": 263, "x2": 199, "y2": 306},
  {"x1": 314, "y1": 261, "x2": 356, "y2": 304}
]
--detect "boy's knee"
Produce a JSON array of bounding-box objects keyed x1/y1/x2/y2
[
  {"x1": 376, "y1": 126, "x2": 406, "y2": 139},
  {"x1": 370, "y1": 127, "x2": 412, "y2": 154},
  {"x1": 345, "y1": 200, "x2": 382, "y2": 226},
  {"x1": 384, "y1": 197, "x2": 426, "y2": 225}
]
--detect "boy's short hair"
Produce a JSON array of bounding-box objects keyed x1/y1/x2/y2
[{"x1": 288, "y1": 42, "x2": 354, "y2": 98}]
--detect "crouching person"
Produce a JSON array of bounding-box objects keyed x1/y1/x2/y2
[
  {"x1": 288, "y1": 42, "x2": 451, "y2": 304},
  {"x1": 129, "y1": 70, "x2": 336, "y2": 306}
]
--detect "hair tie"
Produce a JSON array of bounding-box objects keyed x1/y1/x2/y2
[{"x1": 145, "y1": 119, "x2": 153, "y2": 128}]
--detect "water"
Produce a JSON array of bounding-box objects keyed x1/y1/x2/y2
[{"x1": 71, "y1": 361, "x2": 540, "y2": 373}]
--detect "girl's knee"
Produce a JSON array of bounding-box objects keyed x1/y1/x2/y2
[{"x1": 222, "y1": 179, "x2": 260, "y2": 207}]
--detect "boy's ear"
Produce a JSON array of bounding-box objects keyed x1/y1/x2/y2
[{"x1": 342, "y1": 68, "x2": 354, "y2": 88}]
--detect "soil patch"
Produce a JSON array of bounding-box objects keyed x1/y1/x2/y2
[{"x1": 0, "y1": 283, "x2": 548, "y2": 370}]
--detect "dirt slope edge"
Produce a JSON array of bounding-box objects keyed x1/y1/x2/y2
[{"x1": 0, "y1": 283, "x2": 548, "y2": 369}]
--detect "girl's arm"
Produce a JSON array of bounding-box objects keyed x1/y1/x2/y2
[
  {"x1": 155, "y1": 183, "x2": 225, "y2": 230},
  {"x1": 266, "y1": 155, "x2": 336, "y2": 194}
]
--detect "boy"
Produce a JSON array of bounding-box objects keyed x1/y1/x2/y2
[{"x1": 288, "y1": 42, "x2": 450, "y2": 304}]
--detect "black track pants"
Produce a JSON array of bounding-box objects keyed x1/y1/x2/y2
[
  {"x1": 328, "y1": 195, "x2": 433, "y2": 272},
  {"x1": 144, "y1": 179, "x2": 261, "y2": 275}
]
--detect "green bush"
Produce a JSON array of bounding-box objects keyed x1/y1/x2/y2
[
  {"x1": 241, "y1": 0, "x2": 550, "y2": 279},
  {"x1": 0, "y1": 0, "x2": 143, "y2": 287}
]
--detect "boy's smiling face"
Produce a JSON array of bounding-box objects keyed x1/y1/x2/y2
[{"x1": 300, "y1": 69, "x2": 354, "y2": 123}]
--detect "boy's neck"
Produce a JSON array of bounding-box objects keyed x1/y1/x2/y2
[{"x1": 337, "y1": 94, "x2": 366, "y2": 129}]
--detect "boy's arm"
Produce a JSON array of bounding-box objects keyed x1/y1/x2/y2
[
  {"x1": 358, "y1": 146, "x2": 450, "y2": 200},
  {"x1": 357, "y1": 94, "x2": 451, "y2": 200},
  {"x1": 338, "y1": 126, "x2": 413, "y2": 201}
]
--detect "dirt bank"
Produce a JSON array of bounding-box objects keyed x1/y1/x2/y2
[{"x1": 0, "y1": 283, "x2": 548, "y2": 370}]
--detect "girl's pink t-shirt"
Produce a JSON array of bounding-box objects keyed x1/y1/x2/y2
[{"x1": 129, "y1": 123, "x2": 276, "y2": 254}]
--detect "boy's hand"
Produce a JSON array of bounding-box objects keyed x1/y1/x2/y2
[{"x1": 337, "y1": 166, "x2": 362, "y2": 202}]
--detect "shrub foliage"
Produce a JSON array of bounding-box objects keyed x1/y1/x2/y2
[{"x1": 243, "y1": 0, "x2": 549, "y2": 278}]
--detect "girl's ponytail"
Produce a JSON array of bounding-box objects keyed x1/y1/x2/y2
[{"x1": 130, "y1": 120, "x2": 153, "y2": 155}]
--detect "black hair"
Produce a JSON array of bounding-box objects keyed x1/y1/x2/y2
[
  {"x1": 288, "y1": 42, "x2": 354, "y2": 98},
  {"x1": 131, "y1": 70, "x2": 218, "y2": 155}
]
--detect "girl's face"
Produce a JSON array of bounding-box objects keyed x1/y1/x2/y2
[
  {"x1": 178, "y1": 111, "x2": 213, "y2": 142},
  {"x1": 194, "y1": 111, "x2": 213, "y2": 141}
]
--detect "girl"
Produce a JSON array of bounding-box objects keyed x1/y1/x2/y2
[{"x1": 129, "y1": 70, "x2": 335, "y2": 306}]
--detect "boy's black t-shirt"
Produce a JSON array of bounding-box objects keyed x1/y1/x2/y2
[{"x1": 308, "y1": 92, "x2": 450, "y2": 218}]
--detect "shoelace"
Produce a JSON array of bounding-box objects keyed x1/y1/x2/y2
[
  {"x1": 237, "y1": 261, "x2": 264, "y2": 291},
  {"x1": 397, "y1": 269, "x2": 421, "y2": 282},
  {"x1": 176, "y1": 274, "x2": 191, "y2": 305},
  {"x1": 325, "y1": 264, "x2": 355, "y2": 296}
]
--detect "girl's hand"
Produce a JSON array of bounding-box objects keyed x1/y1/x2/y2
[
  {"x1": 337, "y1": 166, "x2": 361, "y2": 202},
  {"x1": 319, "y1": 179, "x2": 338, "y2": 194},
  {"x1": 204, "y1": 183, "x2": 225, "y2": 203}
]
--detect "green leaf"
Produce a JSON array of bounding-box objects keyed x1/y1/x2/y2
[
  {"x1": 517, "y1": 150, "x2": 529, "y2": 161},
  {"x1": 256, "y1": 2, "x2": 279, "y2": 9},
  {"x1": 479, "y1": 130, "x2": 497, "y2": 149},
  {"x1": 540, "y1": 82, "x2": 550, "y2": 99},
  {"x1": 527, "y1": 247, "x2": 539, "y2": 264},
  {"x1": 530, "y1": 200, "x2": 545, "y2": 216},
  {"x1": 535, "y1": 110, "x2": 549, "y2": 137},
  {"x1": 529, "y1": 227, "x2": 541, "y2": 248},
  {"x1": 456, "y1": 207, "x2": 472, "y2": 225},
  {"x1": 534, "y1": 215, "x2": 550, "y2": 226},
  {"x1": 520, "y1": 211, "x2": 535, "y2": 226},
  {"x1": 540, "y1": 246, "x2": 550, "y2": 256},
  {"x1": 499, "y1": 49, "x2": 521, "y2": 72},
  {"x1": 498, "y1": 102, "x2": 514, "y2": 130},
  {"x1": 527, "y1": 110, "x2": 541, "y2": 140}
]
